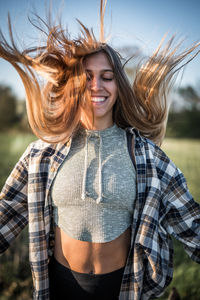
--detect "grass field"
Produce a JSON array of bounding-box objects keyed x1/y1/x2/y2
[
  {"x1": 0, "y1": 133, "x2": 199, "y2": 299},
  {"x1": 162, "y1": 139, "x2": 200, "y2": 203}
]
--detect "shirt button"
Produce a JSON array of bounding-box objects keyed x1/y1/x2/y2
[
  {"x1": 66, "y1": 141, "x2": 70, "y2": 147},
  {"x1": 50, "y1": 167, "x2": 56, "y2": 172}
]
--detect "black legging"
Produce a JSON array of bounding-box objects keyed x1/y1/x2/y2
[{"x1": 49, "y1": 256, "x2": 125, "y2": 300}]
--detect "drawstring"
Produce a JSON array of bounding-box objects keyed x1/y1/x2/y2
[
  {"x1": 81, "y1": 134, "x2": 89, "y2": 200},
  {"x1": 81, "y1": 131, "x2": 102, "y2": 203},
  {"x1": 96, "y1": 133, "x2": 102, "y2": 204}
]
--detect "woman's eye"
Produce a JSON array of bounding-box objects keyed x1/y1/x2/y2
[{"x1": 102, "y1": 77, "x2": 113, "y2": 81}]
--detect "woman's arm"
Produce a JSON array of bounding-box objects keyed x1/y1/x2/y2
[
  {"x1": 161, "y1": 167, "x2": 200, "y2": 263},
  {"x1": 0, "y1": 145, "x2": 31, "y2": 254}
]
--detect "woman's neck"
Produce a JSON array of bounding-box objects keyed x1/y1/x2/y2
[{"x1": 80, "y1": 115, "x2": 114, "y2": 131}]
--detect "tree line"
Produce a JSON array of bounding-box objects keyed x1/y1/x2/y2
[{"x1": 0, "y1": 83, "x2": 200, "y2": 138}]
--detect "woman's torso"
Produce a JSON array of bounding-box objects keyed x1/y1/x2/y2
[
  {"x1": 51, "y1": 124, "x2": 135, "y2": 274},
  {"x1": 54, "y1": 225, "x2": 131, "y2": 274}
]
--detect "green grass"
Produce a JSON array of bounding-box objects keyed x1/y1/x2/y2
[
  {"x1": 0, "y1": 134, "x2": 199, "y2": 299},
  {"x1": 162, "y1": 138, "x2": 200, "y2": 203}
]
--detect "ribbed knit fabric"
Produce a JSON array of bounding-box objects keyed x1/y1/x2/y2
[{"x1": 51, "y1": 123, "x2": 136, "y2": 242}]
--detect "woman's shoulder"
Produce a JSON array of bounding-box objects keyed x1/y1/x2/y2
[
  {"x1": 29, "y1": 138, "x2": 57, "y2": 150},
  {"x1": 24, "y1": 139, "x2": 55, "y2": 155},
  {"x1": 128, "y1": 127, "x2": 170, "y2": 158},
  {"x1": 128, "y1": 128, "x2": 178, "y2": 175},
  {"x1": 21, "y1": 138, "x2": 68, "y2": 161},
  {"x1": 30, "y1": 136, "x2": 71, "y2": 151}
]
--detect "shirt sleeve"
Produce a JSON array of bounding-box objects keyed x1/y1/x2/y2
[
  {"x1": 0, "y1": 144, "x2": 31, "y2": 254},
  {"x1": 161, "y1": 167, "x2": 200, "y2": 263}
]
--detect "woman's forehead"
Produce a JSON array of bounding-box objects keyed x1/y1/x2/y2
[{"x1": 83, "y1": 51, "x2": 113, "y2": 71}]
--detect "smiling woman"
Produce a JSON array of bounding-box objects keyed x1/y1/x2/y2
[
  {"x1": 82, "y1": 51, "x2": 118, "y2": 130},
  {"x1": 0, "y1": 1, "x2": 200, "y2": 300}
]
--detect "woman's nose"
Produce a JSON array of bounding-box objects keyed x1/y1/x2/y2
[{"x1": 90, "y1": 77, "x2": 102, "y2": 90}]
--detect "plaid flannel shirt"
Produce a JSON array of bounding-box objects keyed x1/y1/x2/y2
[{"x1": 0, "y1": 128, "x2": 200, "y2": 300}]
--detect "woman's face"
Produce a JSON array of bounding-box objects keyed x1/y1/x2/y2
[{"x1": 82, "y1": 51, "x2": 118, "y2": 130}]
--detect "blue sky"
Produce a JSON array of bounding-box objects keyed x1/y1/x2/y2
[{"x1": 0, "y1": 0, "x2": 200, "y2": 99}]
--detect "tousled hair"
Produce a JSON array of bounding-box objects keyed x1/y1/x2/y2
[{"x1": 0, "y1": 0, "x2": 200, "y2": 145}]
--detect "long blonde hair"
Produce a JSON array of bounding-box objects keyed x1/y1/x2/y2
[{"x1": 0, "y1": 1, "x2": 199, "y2": 145}]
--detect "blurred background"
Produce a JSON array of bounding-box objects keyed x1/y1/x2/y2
[{"x1": 0, "y1": 0, "x2": 200, "y2": 299}]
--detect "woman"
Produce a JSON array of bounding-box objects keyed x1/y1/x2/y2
[{"x1": 0, "y1": 1, "x2": 200, "y2": 299}]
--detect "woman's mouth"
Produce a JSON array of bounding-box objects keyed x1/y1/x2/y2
[{"x1": 91, "y1": 97, "x2": 107, "y2": 104}]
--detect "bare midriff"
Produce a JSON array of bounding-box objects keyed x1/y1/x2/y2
[{"x1": 53, "y1": 226, "x2": 131, "y2": 274}]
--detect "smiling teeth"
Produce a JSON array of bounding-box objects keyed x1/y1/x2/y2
[{"x1": 91, "y1": 97, "x2": 106, "y2": 102}]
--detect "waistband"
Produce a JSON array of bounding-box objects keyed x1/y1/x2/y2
[{"x1": 49, "y1": 255, "x2": 125, "y2": 278}]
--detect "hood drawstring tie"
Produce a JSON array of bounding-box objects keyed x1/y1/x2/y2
[
  {"x1": 81, "y1": 134, "x2": 89, "y2": 201},
  {"x1": 81, "y1": 131, "x2": 103, "y2": 203},
  {"x1": 96, "y1": 133, "x2": 102, "y2": 203}
]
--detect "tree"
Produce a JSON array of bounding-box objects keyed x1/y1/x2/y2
[
  {"x1": 178, "y1": 85, "x2": 200, "y2": 110},
  {"x1": 0, "y1": 85, "x2": 18, "y2": 129},
  {"x1": 166, "y1": 84, "x2": 200, "y2": 138}
]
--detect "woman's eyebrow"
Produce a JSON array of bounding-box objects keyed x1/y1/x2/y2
[{"x1": 85, "y1": 69, "x2": 114, "y2": 73}]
